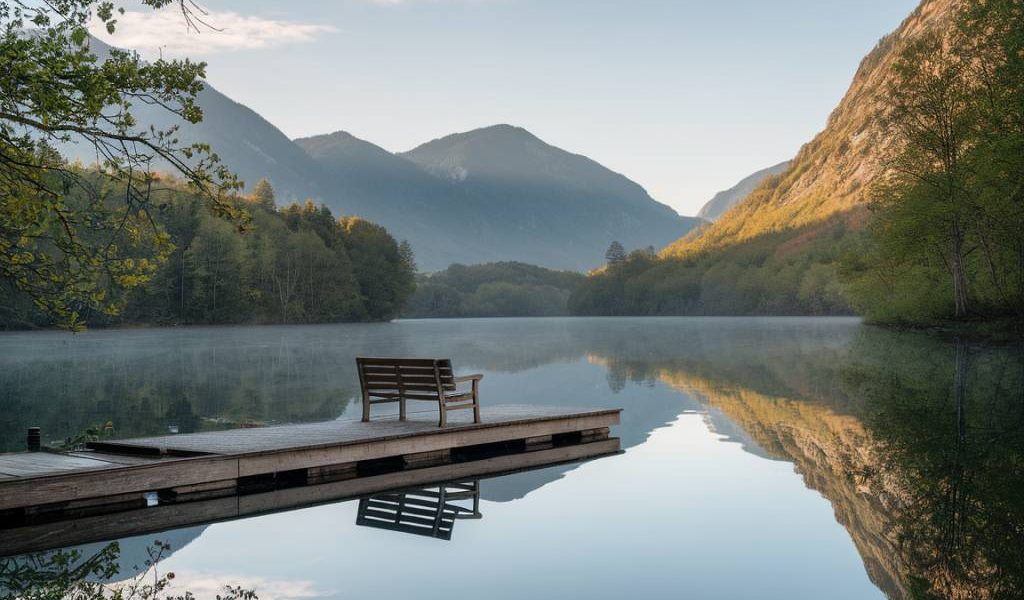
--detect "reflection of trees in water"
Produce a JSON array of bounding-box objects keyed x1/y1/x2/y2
[
  {"x1": 847, "y1": 336, "x2": 1024, "y2": 600},
  {"x1": 0, "y1": 329, "x2": 364, "y2": 450},
  {"x1": 585, "y1": 325, "x2": 1024, "y2": 600}
]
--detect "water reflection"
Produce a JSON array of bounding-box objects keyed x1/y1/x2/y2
[
  {"x1": 586, "y1": 327, "x2": 1024, "y2": 600},
  {"x1": 356, "y1": 481, "x2": 483, "y2": 540},
  {"x1": 1, "y1": 318, "x2": 1021, "y2": 599}
]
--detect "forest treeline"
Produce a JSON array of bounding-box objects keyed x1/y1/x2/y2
[
  {"x1": 404, "y1": 261, "x2": 584, "y2": 318},
  {"x1": 571, "y1": 0, "x2": 1024, "y2": 330},
  {"x1": 0, "y1": 179, "x2": 416, "y2": 329},
  {"x1": 569, "y1": 224, "x2": 856, "y2": 317}
]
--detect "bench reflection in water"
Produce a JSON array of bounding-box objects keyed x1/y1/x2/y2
[{"x1": 356, "y1": 481, "x2": 482, "y2": 540}]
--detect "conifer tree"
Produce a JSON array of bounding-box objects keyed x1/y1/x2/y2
[{"x1": 605, "y1": 241, "x2": 627, "y2": 266}]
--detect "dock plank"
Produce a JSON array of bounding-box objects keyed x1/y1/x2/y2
[
  {"x1": 66, "y1": 451, "x2": 164, "y2": 466},
  {"x1": 0, "y1": 452, "x2": 120, "y2": 478},
  {"x1": 90, "y1": 405, "x2": 618, "y2": 456}
]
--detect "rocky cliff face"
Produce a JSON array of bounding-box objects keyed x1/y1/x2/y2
[{"x1": 664, "y1": 0, "x2": 960, "y2": 257}]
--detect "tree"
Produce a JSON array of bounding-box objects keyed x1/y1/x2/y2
[
  {"x1": 399, "y1": 240, "x2": 417, "y2": 274},
  {"x1": 340, "y1": 217, "x2": 415, "y2": 321},
  {"x1": 605, "y1": 241, "x2": 627, "y2": 266},
  {"x1": 249, "y1": 178, "x2": 276, "y2": 210},
  {"x1": 0, "y1": 0, "x2": 242, "y2": 329},
  {"x1": 876, "y1": 30, "x2": 977, "y2": 318},
  {"x1": 185, "y1": 213, "x2": 248, "y2": 322}
]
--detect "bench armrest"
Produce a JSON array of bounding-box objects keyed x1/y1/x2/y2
[{"x1": 453, "y1": 373, "x2": 484, "y2": 383}]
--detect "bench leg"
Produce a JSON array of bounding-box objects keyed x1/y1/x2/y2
[
  {"x1": 439, "y1": 401, "x2": 447, "y2": 427},
  {"x1": 400, "y1": 396, "x2": 407, "y2": 421},
  {"x1": 472, "y1": 380, "x2": 481, "y2": 423},
  {"x1": 361, "y1": 393, "x2": 370, "y2": 422}
]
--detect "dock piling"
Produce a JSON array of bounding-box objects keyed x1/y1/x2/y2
[{"x1": 26, "y1": 427, "x2": 41, "y2": 452}]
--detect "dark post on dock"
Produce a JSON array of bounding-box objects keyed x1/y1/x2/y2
[{"x1": 26, "y1": 427, "x2": 41, "y2": 452}]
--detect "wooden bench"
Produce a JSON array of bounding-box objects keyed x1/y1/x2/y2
[{"x1": 356, "y1": 357, "x2": 483, "y2": 426}]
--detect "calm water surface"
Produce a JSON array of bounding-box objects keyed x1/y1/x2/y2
[{"x1": 1, "y1": 317, "x2": 1021, "y2": 599}]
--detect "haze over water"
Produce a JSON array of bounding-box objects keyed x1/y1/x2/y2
[{"x1": 1, "y1": 317, "x2": 1021, "y2": 599}]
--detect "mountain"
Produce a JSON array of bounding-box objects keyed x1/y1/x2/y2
[
  {"x1": 696, "y1": 161, "x2": 790, "y2": 222},
  {"x1": 59, "y1": 37, "x2": 322, "y2": 204},
  {"x1": 292, "y1": 130, "x2": 482, "y2": 272},
  {"x1": 297, "y1": 125, "x2": 702, "y2": 271},
  {"x1": 569, "y1": 0, "x2": 961, "y2": 317},
  {"x1": 61, "y1": 42, "x2": 699, "y2": 271},
  {"x1": 397, "y1": 125, "x2": 701, "y2": 269},
  {"x1": 664, "y1": 0, "x2": 957, "y2": 258}
]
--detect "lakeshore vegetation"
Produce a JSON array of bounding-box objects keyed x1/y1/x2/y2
[{"x1": 0, "y1": 179, "x2": 415, "y2": 328}]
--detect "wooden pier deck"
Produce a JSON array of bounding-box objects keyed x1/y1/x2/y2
[
  {"x1": 0, "y1": 435, "x2": 618, "y2": 555},
  {"x1": 0, "y1": 404, "x2": 620, "y2": 553}
]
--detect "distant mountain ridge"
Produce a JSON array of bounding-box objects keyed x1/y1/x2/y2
[
  {"x1": 696, "y1": 161, "x2": 790, "y2": 222},
  {"x1": 59, "y1": 40, "x2": 700, "y2": 271},
  {"x1": 291, "y1": 124, "x2": 702, "y2": 271}
]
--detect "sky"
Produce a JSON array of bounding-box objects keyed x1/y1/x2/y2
[{"x1": 92, "y1": 0, "x2": 920, "y2": 216}]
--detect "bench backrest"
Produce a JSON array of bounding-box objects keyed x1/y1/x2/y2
[{"x1": 356, "y1": 357, "x2": 455, "y2": 401}]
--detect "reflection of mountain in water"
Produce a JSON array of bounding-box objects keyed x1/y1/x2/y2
[
  {"x1": 82, "y1": 526, "x2": 208, "y2": 581},
  {"x1": 0, "y1": 525, "x2": 207, "y2": 592},
  {"x1": 664, "y1": 372, "x2": 907, "y2": 599},
  {"x1": 588, "y1": 327, "x2": 1024, "y2": 600},
  {"x1": 701, "y1": 406, "x2": 777, "y2": 462}
]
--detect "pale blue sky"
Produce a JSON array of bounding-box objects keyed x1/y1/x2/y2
[{"x1": 98, "y1": 0, "x2": 920, "y2": 216}]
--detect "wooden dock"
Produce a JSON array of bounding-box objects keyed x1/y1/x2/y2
[{"x1": 0, "y1": 404, "x2": 620, "y2": 555}]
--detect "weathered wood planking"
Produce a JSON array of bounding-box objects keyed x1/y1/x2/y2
[
  {"x1": 0, "y1": 438, "x2": 620, "y2": 556},
  {"x1": 0, "y1": 405, "x2": 620, "y2": 512},
  {"x1": 0, "y1": 452, "x2": 124, "y2": 477},
  {"x1": 0, "y1": 454, "x2": 239, "y2": 512},
  {"x1": 89, "y1": 404, "x2": 584, "y2": 455}
]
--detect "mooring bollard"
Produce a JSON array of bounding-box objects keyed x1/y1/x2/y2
[{"x1": 27, "y1": 427, "x2": 41, "y2": 452}]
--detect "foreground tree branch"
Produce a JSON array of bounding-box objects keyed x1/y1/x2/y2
[{"x1": 0, "y1": 0, "x2": 244, "y2": 329}]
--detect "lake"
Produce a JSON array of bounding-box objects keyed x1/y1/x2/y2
[{"x1": 0, "y1": 317, "x2": 1021, "y2": 599}]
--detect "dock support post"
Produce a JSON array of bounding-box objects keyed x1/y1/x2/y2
[
  {"x1": 579, "y1": 427, "x2": 610, "y2": 442},
  {"x1": 26, "y1": 427, "x2": 41, "y2": 452},
  {"x1": 523, "y1": 434, "x2": 554, "y2": 451},
  {"x1": 403, "y1": 448, "x2": 451, "y2": 469}
]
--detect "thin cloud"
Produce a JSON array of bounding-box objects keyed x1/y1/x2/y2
[
  {"x1": 90, "y1": 9, "x2": 336, "y2": 56},
  {"x1": 163, "y1": 570, "x2": 329, "y2": 600}
]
